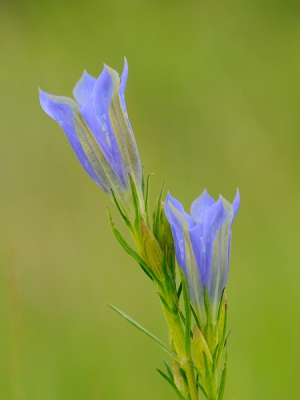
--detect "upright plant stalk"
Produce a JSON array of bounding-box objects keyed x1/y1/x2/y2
[{"x1": 39, "y1": 59, "x2": 240, "y2": 400}]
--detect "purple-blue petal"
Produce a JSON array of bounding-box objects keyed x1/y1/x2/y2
[
  {"x1": 119, "y1": 58, "x2": 128, "y2": 115},
  {"x1": 164, "y1": 193, "x2": 187, "y2": 271},
  {"x1": 73, "y1": 71, "x2": 97, "y2": 107},
  {"x1": 206, "y1": 198, "x2": 232, "y2": 305},
  {"x1": 191, "y1": 198, "x2": 225, "y2": 289},
  {"x1": 190, "y1": 189, "x2": 215, "y2": 223},
  {"x1": 39, "y1": 89, "x2": 108, "y2": 191},
  {"x1": 80, "y1": 66, "x2": 127, "y2": 186},
  {"x1": 232, "y1": 189, "x2": 240, "y2": 222},
  {"x1": 167, "y1": 193, "x2": 195, "y2": 229},
  {"x1": 189, "y1": 222, "x2": 207, "y2": 285}
]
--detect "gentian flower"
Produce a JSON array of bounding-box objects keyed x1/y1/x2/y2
[
  {"x1": 165, "y1": 190, "x2": 240, "y2": 323},
  {"x1": 39, "y1": 59, "x2": 143, "y2": 220}
]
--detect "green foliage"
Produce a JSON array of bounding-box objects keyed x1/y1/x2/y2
[
  {"x1": 156, "y1": 368, "x2": 186, "y2": 400},
  {"x1": 107, "y1": 304, "x2": 179, "y2": 362}
]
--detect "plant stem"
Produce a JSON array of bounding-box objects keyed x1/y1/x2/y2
[{"x1": 159, "y1": 291, "x2": 198, "y2": 400}]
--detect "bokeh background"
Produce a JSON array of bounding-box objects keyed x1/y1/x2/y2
[{"x1": 1, "y1": 1, "x2": 300, "y2": 399}]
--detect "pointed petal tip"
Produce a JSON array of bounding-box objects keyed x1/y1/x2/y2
[
  {"x1": 122, "y1": 57, "x2": 128, "y2": 75},
  {"x1": 39, "y1": 89, "x2": 53, "y2": 116},
  {"x1": 165, "y1": 191, "x2": 173, "y2": 204},
  {"x1": 97, "y1": 64, "x2": 120, "y2": 89},
  {"x1": 103, "y1": 63, "x2": 119, "y2": 77},
  {"x1": 73, "y1": 69, "x2": 97, "y2": 105},
  {"x1": 202, "y1": 189, "x2": 214, "y2": 201},
  {"x1": 190, "y1": 189, "x2": 215, "y2": 219},
  {"x1": 39, "y1": 88, "x2": 49, "y2": 97},
  {"x1": 216, "y1": 195, "x2": 224, "y2": 206},
  {"x1": 232, "y1": 188, "x2": 240, "y2": 218},
  {"x1": 80, "y1": 70, "x2": 93, "y2": 81},
  {"x1": 165, "y1": 191, "x2": 177, "y2": 205}
]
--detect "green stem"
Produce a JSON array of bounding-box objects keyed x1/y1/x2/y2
[
  {"x1": 184, "y1": 361, "x2": 198, "y2": 400},
  {"x1": 159, "y1": 292, "x2": 198, "y2": 400}
]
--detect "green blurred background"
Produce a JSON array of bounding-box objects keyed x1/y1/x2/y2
[{"x1": 1, "y1": 0, "x2": 300, "y2": 398}]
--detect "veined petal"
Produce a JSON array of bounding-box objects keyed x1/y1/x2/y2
[
  {"x1": 80, "y1": 66, "x2": 127, "y2": 186},
  {"x1": 189, "y1": 222, "x2": 208, "y2": 287},
  {"x1": 39, "y1": 90, "x2": 128, "y2": 198},
  {"x1": 166, "y1": 193, "x2": 195, "y2": 229},
  {"x1": 227, "y1": 189, "x2": 240, "y2": 277},
  {"x1": 164, "y1": 193, "x2": 186, "y2": 270},
  {"x1": 73, "y1": 71, "x2": 97, "y2": 107},
  {"x1": 166, "y1": 189, "x2": 239, "y2": 324},
  {"x1": 165, "y1": 193, "x2": 205, "y2": 323},
  {"x1": 206, "y1": 198, "x2": 232, "y2": 319},
  {"x1": 39, "y1": 89, "x2": 108, "y2": 191},
  {"x1": 232, "y1": 189, "x2": 240, "y2": 222},
  {"x1": 190, "y1": 189, "x2": 215, "y2": 223},
  {"x1": 106, "y1": 65, "x2": 143, "y2": 193},
  {"x1": 119, "y1": 58, "x2": 129, "y2": 115},
  {"x1": 39, "y1": 60, "x2": 144, "y2": 221},
  {"x1": 119, "y1": 58, "x2": 136, "y2": 135},
  {"x1": 190, "y1": 198, "x2": 224, "y2": 291}
]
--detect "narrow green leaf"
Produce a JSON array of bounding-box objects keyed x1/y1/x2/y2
[
  {"x1": 193, "y1": 362, "x2": 209, "y2": 398},
  {"x1": 215, "y1": 296, "x2": 228, "y2": 368},
  {"x1": 110, "y1": 189, "x2": 131, "y2": 228},
  {"x1": 191, "y1": 305, "x2": 200, "y2": 329},
  {"x1": 108, "y1": 304, "x2": 179, "y2": 362},
  {"x1": 161, "y1": 256, "x2": 174, "y2": 295},
  {"x1": 141, "y1": 170, "x2": 145, "y2": 199},
  {"x1": 144, "y1": 173, "x2": 153, "y2": 227},
  {"x1": 215, "y1": 304, "x2": 229, "y2": 369},
  {"x1": 177, "y1": 282, "x2": 183, "y2": 300},
  {"x1": 216, "y1": 289, "x2": 225, "y2": 324},
  {"x1": 163, "y1": 358, "x2": 174, "y2": 381},
  {"x1": 203, "y1": 351, "x2": 211, "y2": 379},
  {"x1": 192, "y1": 363, "x2": 203, "y2": 380},
  {"x1": 161, "y1": 255, "x2": 169, "y2": 280},
  {"x1": 128, "y1": 173, "x2": 141, "y2": 226},
  {"x1": 217, "y1": 350, "x2": 227, "y2": 400},
  {"x1": 224, "y1": 329, "x2": 232, "y2": 347},
  {"x1": 179, "y1": 310, "x2": 185, "y2": 325},
  {"x1": 212, "y1": 343, "x2": 220, "y2": 374},
  {"x1": 203, "y1": 285, "x2": 211, "y2": 324},
  {"x1": 221, "y1": 302, "x2": 228, "y2": 344},
  {"x1": 153, "y1": 180, "x2": 166, "y2": 239},
  {"x1": 195, "y1": 381, "x2": 209, "y2": 400},
  {"x1": 181, "y1": 272, "x2": 192, "y2": 358},
  {"x1": 156, "y1": 369, "x2": 185, "y2": 400},
  {"x1": 107, "y1": 208, "x2": 154, "y2": 281},
  {"x1": 157, "y1": 292, "x2": 172, "y2": 314}
]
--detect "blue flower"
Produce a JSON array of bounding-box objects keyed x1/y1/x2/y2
[
  {"x1": 39, "y1": 59, "x2": 143, "y2": 219},
  {"x1": 165, "y1": 190, "x2": 240, "y2": 323}
]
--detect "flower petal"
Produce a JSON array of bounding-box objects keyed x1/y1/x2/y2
[
  {"x1": 190, "y1": 198, "x2": 224, "y2": 291},
  {"x1": 39, "y1": 89, "x2": 119, "y2": 193},
  {"x1": 205, "y1": 198, "x2": 232, "y2": 318},
  {"x1": 190, "y1": 189, "x2": 215, "y2": 223},
  {"x1": 119, "y1": 58, "x2": 135, "y2": 137},
  {"x1": 165, "y1": 193, "x2": 205, "y2": 324},
  {"x1": 164, "y1": 193, "x2": 186, "y2": 270},
  {"x1": 73, "y1": 71, "x2": 97, "y2": 107},
  {"x1": 105, "y1": 65, "x2": 143, "y2": 192},
  {"x1": 80, "y1": 66, "x2": 127, "y2": 186},
  {"x1": 119, "y1": 58, "x2": 128, "y2": 114},
  {"x1": 232, "y1": 188, "x2": 240, "y2": 222}
]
